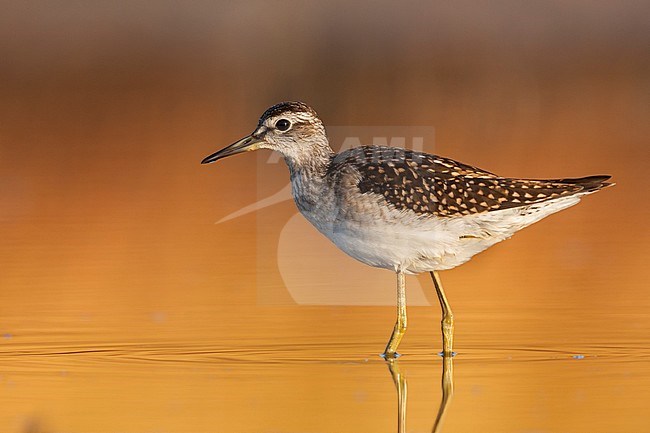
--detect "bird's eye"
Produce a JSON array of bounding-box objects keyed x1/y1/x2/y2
[{"x1": 275, "y1": 119, "x2": 291, "y2": 132}]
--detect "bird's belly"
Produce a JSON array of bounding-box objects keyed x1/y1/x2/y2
[
  {"x1": 298, "y1": 208, "x2": 398, "y2": 270},
  {"x1": 298, "y1": 192, "x2": 576, "y2": 274},
  {"x1": 317, "y1": 215, "x2": 481, "y2": 274},
  {"x1": 328, "y1": 225, "x2": 421, "y2": 272},
  {"x1": 319, "y1": 195, "x2": 586, "y2": 273}
]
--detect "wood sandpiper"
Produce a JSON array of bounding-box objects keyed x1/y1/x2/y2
[{"x1": 201, "y1": 101, "x2": 613, "y2": 358}]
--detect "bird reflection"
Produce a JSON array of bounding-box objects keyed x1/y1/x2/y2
[
  {"x1": 385, "y1": 355, "x2": 454, "y2": 433},
  {"x1": 386, "y1": 357, "x2": 408, "y2": 432}
]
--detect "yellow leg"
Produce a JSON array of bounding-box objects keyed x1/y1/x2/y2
[
  {"x1": 430, "y1": 271, "x2": 454, "y2": 356},
  {"x1": 383, "y1": 271, "x2": 407, "y2": 358}
]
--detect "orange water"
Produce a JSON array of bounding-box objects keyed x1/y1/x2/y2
[{"x1": 1, "y1": 2, "x2": 649, "y2": 432}]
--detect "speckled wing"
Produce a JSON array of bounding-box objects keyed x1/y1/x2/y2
[{"x1": 327, "y1": 146, "x2": 612, "y2": 217}]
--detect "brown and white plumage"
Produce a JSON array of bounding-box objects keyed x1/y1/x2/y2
[
  {"x1": 329, "y1": 146, "x2": 611, "y2": 217},
  {"x1": 201, "y1": 101, "x2": 613, "y2": 357},
  {"x1": 318, "y1": 144, "x2": 612, "y2": 273}
]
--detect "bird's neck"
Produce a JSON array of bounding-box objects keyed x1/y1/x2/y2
[
  {"x1": 285, "y1": 143, "x2": 334, "y2": 213},
  {"x1": 284, "y1": 139, "x2": 334, "y2": 180}
]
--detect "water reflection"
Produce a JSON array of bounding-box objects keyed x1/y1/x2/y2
[
  {"x1": 386, "y1": 358, "x2": 408, "y2": 433},
  {"x1": 386, "y1": 355, "x2": 454, "y2": 433},
  {"x1": 432, "y1": 356, "x2": 454, "y2": 433}
]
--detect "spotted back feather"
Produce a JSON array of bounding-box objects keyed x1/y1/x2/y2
[{"x1": 327, "y1": 146, "x2": 612, "y2": 217}]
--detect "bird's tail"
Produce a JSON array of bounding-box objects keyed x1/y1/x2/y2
[{"x1": 550, "y1": 175, "x2": 615, "y2": 193}]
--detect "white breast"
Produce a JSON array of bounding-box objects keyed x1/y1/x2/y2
[
  {"x1": 298, "y1": 188, "x2": 584, "y2": 274},
  {"x1": 290, "y1": 165, "x2": 588, "y2": 275}
]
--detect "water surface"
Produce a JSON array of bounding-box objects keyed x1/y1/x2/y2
[{"x1": 2, "y1": 2, "x2": 649, "y2": 431}]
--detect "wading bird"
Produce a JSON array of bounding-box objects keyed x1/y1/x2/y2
[{"x1": 201, "y1": 102, "x2": 613, "y2": 358}]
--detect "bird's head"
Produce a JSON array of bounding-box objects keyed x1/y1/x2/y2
[{"x1": 201, "y1": 101, "x2": 333, "y2": 170}]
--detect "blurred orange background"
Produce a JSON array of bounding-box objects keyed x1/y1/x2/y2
[{"x1": 0, "y1": 2, "x2": 649, "y2": 432}]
